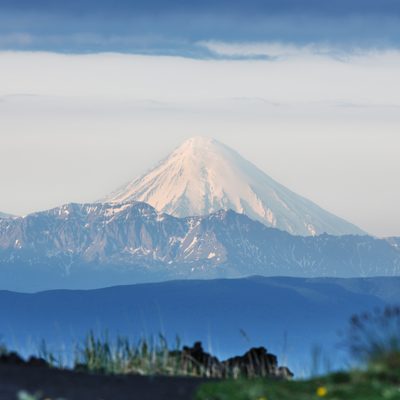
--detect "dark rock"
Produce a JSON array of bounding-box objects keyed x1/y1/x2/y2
[
  {"x1": 171, "y1": 342, "x2": 293, "y2": 379},
  {"x1": 221, "y1": 347, "x2": 293, "y2": 378},
  {"x1": 170, "y1": 342, "x2": 221, "y2": 375},
  {"x1": 73, "y1": 363, "x2": 90, "y2": 373},
  {"x1": 26, "y1": 356, "x2": 48, "y2": 368},
  {"x1": 0, "y1": 352, "x2": 25, "y2": 366},
  {"x1": 279, "y1": 366, "x2": 294, "y2": 378},
  {"x1": 0, "y1": 353, "x2": 48, "y2": 368},
  {"x1": 222, "y1": 347, "x2": 278, "y2": 377}
]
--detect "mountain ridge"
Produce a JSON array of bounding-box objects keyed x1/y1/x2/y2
[
  {"x1": 0, "y1": 201, "x2": 398, "y2": 292},
  {"x1": 0, "y1": 212, "x2": 15, "y2": 218},
  {"x1": 98, "y1": 136, "x2": 367, "y2": 237}
]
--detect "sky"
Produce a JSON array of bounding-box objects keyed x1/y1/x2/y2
[{"x1": 1, "y1": 1, "x2": 400, "y2": 237}]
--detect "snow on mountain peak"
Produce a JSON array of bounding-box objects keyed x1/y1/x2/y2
[{"x1": 98, "y1": 136, "x2": 367, "y2": 237}]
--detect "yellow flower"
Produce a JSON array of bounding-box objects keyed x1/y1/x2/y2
[
  {"x1": 258, "y1": 398, "x2": 267, "y2": 400},
  {"x1": 317, "y1": 387, "x2": 327, "y2": 397}
]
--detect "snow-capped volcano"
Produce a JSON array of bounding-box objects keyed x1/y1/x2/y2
[{"x1": 99, "y1": 136, "x2": 366, "y2": 236}]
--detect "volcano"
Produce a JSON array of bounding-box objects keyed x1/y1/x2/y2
[{"x1": 98, "y1": 136, "x2": 366, "y2": 236}]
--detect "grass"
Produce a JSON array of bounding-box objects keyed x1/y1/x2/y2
[
  {"x1": 72, "y1": 330, "x2": 186, "y2": 376},
  {"x1": 194, "y1": 367, "x2": 400, "y2": 400},
  {"x1": 38, "y1": 330, "x2": 275, "y2": 378},
  {"x1": 0, "y1": 336, "x2": 7, "y2": 356},
  {"x1": 340, "y1": 306, "x2": 400, "y2": 368},
  {"x1": 5, "y1": 306, "x2": 400, "y2": 399},
  {"x1": 37, "y1": 330, "x2": 223, "y2": 377},
  {"x1": 194, "y1": 306, "x2": 400, "y2": 399}
]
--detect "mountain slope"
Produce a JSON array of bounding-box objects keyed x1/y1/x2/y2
[
  {"x1": 0, "y1": 201, "x2": 398, "y2": 292},
  {"x1": 98, "y1": 136, "x2": 366, "y2": 236},
  {"x1": 0, "y1": 212, "x2": 15, "y2": 218}
]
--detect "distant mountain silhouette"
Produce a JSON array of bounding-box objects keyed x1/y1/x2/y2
[{"x1": 0, "y1": 212, "x2": 15, "y2": 218}]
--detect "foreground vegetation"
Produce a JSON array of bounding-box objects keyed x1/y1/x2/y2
[
  {"x1": 40, "y1": 332, "x2": 201, "y2": 376},
  {"x1": 195, "y1": 367, "x2": 400, "y2": 400},
  {"x1": 196, "y1": 305, "x2": 400, "y2": 399},
  {"x1": 3, "y1": 306, "x2": 400, "y2": 399}
]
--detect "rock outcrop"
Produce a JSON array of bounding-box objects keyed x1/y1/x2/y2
[
  {"x1": 171, "y1": 342, "x2": 293, "y2": 378},
  {"x1": 0, "y1": 352, "x2": 47, "y2": 368}
]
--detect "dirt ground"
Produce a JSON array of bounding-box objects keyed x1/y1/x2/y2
[{"x1": 0, "y1": 364, "x2": 217, "y2": 400}]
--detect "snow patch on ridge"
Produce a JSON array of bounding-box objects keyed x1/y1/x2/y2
[{"x1": 103, "y1": 204, "x2": 131, "y2": 217}]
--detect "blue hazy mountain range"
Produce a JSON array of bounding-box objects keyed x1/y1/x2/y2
[
  {"x1": 0, "y1": 202, "x2": 399, "y2": 293},
  {"x1": 0, "y1": 212, "x2": 15, "y2": 218},
  {"x1": 1, "y1": 275, "x2": 399, "y2": 373},
  {"x1": 1, "y1": 0, "x2": 400, "y2": 55}
]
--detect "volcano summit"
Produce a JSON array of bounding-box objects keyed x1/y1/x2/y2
[{"x1": 99, "y1": 137, "x2": 366, "y2": 237}]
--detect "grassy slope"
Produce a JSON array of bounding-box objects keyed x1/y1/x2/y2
[{"x1": 195, "y1": 368, "x2": 400, "y2": 400}]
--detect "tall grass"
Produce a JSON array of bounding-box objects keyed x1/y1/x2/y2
[
  {"x1": 71, "y1": 331, "x2": 248, "y2": 377},
  {"x1": 0, "y1": 335, "x2": 7, "y2": 356},
  {"x1": 37, "y1": 330, "x2": 276, "y2": 378},
  {"x1": 342, "y1": 306, "x2": 400, "y2": 369},
  {"x1": 8, "y1": 305, "x2": 400, "y2": 381},
  {"x1": 72, "y1": 330, "x2": 188, "y2": 376}
]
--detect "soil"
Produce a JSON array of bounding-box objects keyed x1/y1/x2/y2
[{"x1": 0, "y1": 363, "x2": 218, "y2": 400}]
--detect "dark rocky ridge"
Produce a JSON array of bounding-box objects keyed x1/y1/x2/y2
[{"x1": 0, "y1": 201, "x2": 399, "y2": 292}]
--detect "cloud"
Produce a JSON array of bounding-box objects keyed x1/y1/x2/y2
[
  {"x1": 1, "y1": 49, "x2": 399, "y2": 105},
  {"x1": 231, "y1": 97, "x2": 282, "y2": 107},
  {"x1": 1, "y1": 1, "x2": 400, "y2": 56},
  {"x1": 196, "y1": 41, "x2": 346, "y2": 60}
]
